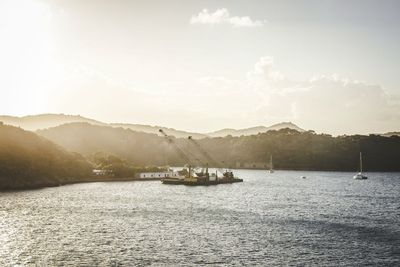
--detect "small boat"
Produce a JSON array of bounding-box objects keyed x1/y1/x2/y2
[
  {"x1": 161, "y1": 177, "x2": 184, "y2": 185},
  {"x1": 268, "y1": 155, "x2": 274, "y2": 173},
  {"x1": 353, "y1": 152, "x2": 368, "y2": 180}
]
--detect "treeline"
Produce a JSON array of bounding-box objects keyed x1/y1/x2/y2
[
  {"x1": 1, "y1": 122, "x2": 399, "y2": 190},
  {"x1": 193, "y1": 129, "x2": 400, "y2": 171},
  {"x1": 37, "y1": 123, "x2": 170, "y2": 166},
  {"x1": 0, "y1": 124, "x2": 92, "y2": 189},
  {"x1": 38, "y1": 123, "x2": 400, "y2": 172},
  {"x1": 89, "y1": 152, "x2": 167, "y2": 177},
  {"x1": 0, "y1": 123, "x2": 170, "y2": 190}
]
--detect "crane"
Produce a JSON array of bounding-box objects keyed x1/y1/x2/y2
[
  {"x1": 187, "y1": 136, "x2": 228, "y2": 177},
  {"x1": 159, "y1": 129, "x2": 192, "y2": 166}
]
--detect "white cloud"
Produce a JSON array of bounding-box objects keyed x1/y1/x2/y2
[
  {"x1": 53, "y1": 60, "x2": 400, "y2": 135},
  {"x1": 190, "y1": 8, "x2": 265, "y2": 27},
  {"x1": 247, "y1": 56, "x2": 286, "y2": 87},
  {"x1": 246, "y1": 56, "x2": 400, "y2": 134}
]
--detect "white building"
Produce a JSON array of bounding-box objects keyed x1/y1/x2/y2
[
  {"x1": 136, "y1": 171, "x2": 181, "y2": 179},
  {"x1": 92, "y1": 169, "x2": 113, "y2": 176}
]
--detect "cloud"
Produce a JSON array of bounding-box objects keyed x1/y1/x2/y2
[
  {"x1": 190, "y1": 8, "x2": 265, "y2": 27},
  {"x1": 197, "y1": 76, "x2": 235, "y2": 92},
  {"x1": 246, "y1": 57, "x2": 400, "y2": 134},
  {"x1": 49, "y1": 61, "x2": 400, "y2": 135},
  {"x1": 247, "y1": 56, "x2": 286, "y2": 90}
]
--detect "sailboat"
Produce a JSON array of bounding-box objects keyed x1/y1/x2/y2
[
  {"x1": 268, "y1": 155, "x2": 274, "y2": 173},
  {"x1": 353, "y1": 152, "x2": 367, "y2": 180}
]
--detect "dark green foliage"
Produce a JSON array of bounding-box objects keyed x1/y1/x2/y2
[
  {"x1": 39, "y1": 124, "x2": 400, "y2": 172},
  {"x1": 38, "y1": 123, "x2": 172, "y2": 166},
  {"x1": 195, "y1": 129, "x2": 400, "y2": 171},
  {"x1": 89, "y1": 152, "x2": 167, "y2": 177},
  {"x1": 0, "y1": 124, "x2": 92, "y2": 189}
]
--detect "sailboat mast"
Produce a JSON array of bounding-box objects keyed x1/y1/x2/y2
[
  {"x1": 270, "y1": 155, "x2": 273, "y2": 170},
  {"x1": 360, "y1": 152, "x2": 363, "y2": 173}
]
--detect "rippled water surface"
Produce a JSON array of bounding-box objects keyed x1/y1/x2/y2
[{"x1": 1, "y1": 170, "x2": 400, "y2": 266}]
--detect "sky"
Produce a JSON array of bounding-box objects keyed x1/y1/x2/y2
[{"x1": 0, "y1": 0, "x2": 399, "y2": 135}]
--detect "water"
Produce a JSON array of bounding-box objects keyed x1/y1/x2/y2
[{"x1": 1, "y1": 170, "x2": 399, "y2": 266}]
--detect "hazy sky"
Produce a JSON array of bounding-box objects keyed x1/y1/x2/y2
[{"x1": 1, "y1": 0, "x2": 399, "y2": 134}]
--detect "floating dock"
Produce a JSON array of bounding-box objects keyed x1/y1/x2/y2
[
  {"x1": 158, "y1": 129, "x2": 244, "y2": 186},
  {"x1": 161, "y1": 168, "x2": 243, "y2": 186},
  {"x1": 162, "y1": 177, "x2": 243, "y2": 186}
]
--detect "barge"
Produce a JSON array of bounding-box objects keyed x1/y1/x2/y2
[
  {"x1": 158, "y1": 129, "x2": 244, "y2": 186},
  {"x1": 161, "y1": 166, "x2": 243, "y2": 186}
]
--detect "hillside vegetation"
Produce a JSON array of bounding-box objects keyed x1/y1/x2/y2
[
  {"x1": 0, "y1": 124, "x2": 92, "y2": 189},
  {"x1": 196, "y1": 129, "x2": 400, "y2": 171},
  {"x1": 111, "y1": 123, "x2": 208, "y2": 139},
  {"x1": 37, "y1": 123, "x2": 174, "y2": 166},
  {"x1": 38, "y1": 123, "x2": 400, "y2": 172}
]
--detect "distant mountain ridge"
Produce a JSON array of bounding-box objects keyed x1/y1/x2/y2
[
  {"x1": 381, "y1": 131, "x2": 400, "y2": 137},
  {"x1": 36, "y1": 122, "x2": 400, "y2": 172},
  {"x1": 0, "y1": 113, "x2": 304, "y2": 138},
  {"x1": 111, "y1": 123, "x2": 208, "y2": 139},
  {"x1": 0, "y1": 114, "x2": 105, "y2": 131},
  {"x1": 206, "y1": 122, "x2": 305, "y2": 137}
]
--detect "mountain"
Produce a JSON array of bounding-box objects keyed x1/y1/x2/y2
[
  {"x1": 37, "y1": 122, "x2": 400, "y2": 172},
  {"x1": 0, "y1": 114, "x2": 105, "y2": 131},
  {"x1": 207, "y1": 122, "x2": 305, "y2": 137},
  {"x1": 0, "y1": 123, "x2": 92, "y2": 190},
  {"x1": 0, "y1": 113, "x2": 305, "y2": 138},
  {"x1": 111, "y1": 123, "x2": 207, "y2": 139},
  {"x1": 0, "y1": 114, "x2": 206, "y2": 138},
  {"x1": 37, "y1": 122, "x2": 174, "y2": 166},
  {"x1": 381, "y1": 131, "x2": 400, "y2": 137}
]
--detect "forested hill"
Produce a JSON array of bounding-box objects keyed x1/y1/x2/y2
[
  {"x1": 195, "y1": 129, "x2": 400, "y2": 172},
  {"x1": 38, "y1": 123, "x2": 400, "y2": 172},
  {"x1": 0, "y1": 123, "x2": 92, "y2": 190},
  {"x1": 37, "y1": 123, "x2": 173, "y2": 166}
]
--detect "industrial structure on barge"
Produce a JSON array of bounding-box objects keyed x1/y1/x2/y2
[{"x1": 158, "y1": 129, "x2": 243, "y2": 186}]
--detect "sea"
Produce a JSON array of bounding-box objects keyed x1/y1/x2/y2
[{"x1": 1, "y1": 170, "x2": 399, "y2": 266}]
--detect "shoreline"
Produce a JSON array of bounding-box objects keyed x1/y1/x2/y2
[
  {"x1": 0, "y1": 177, "x2": 161, "y2": 192},
  {"x1": 173, "y1": 166, "x2": 400, "y2": 172},
  {"x1": 2, "y1": 169, "x2": 400, "y2": 192}
]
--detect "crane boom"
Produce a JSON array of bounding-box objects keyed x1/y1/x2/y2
[
  {"x1": 188, "y1": 136, "x2": 226, "y2": 174},
  {"x1": 159, "y1": 129, "x2": 192, "y2": 165}
]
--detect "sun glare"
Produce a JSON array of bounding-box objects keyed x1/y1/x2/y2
[{"x1": 0, "y1": 0, "x2": 57, "y2": 114}]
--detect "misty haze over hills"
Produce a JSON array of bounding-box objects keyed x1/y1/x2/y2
[
  {"x1": 2, "y1": 115, "x2": 400, "y2": 190},
  {"x1": 0, "y1": 114, "x2": 105, "y2": 131},
  {"x1": 207, "y1": 122, "x2": 305, "y2": 137},
  {"x1": 34, "y1": 122, "x2": 400, "y2": 173},
  {"x1": 1, "y1": 1, "x2": 399, "y2": 266},
  {"x1": 0, "y1": 114, "x2": 305, "y2": 138},
  {"x1": 0, "y1": 123, "x2": 91, "y2": 189}
]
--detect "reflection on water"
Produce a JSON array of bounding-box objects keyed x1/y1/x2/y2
[{"x1": 1, "y1": 170, "x2": 399, "y2": 266}]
